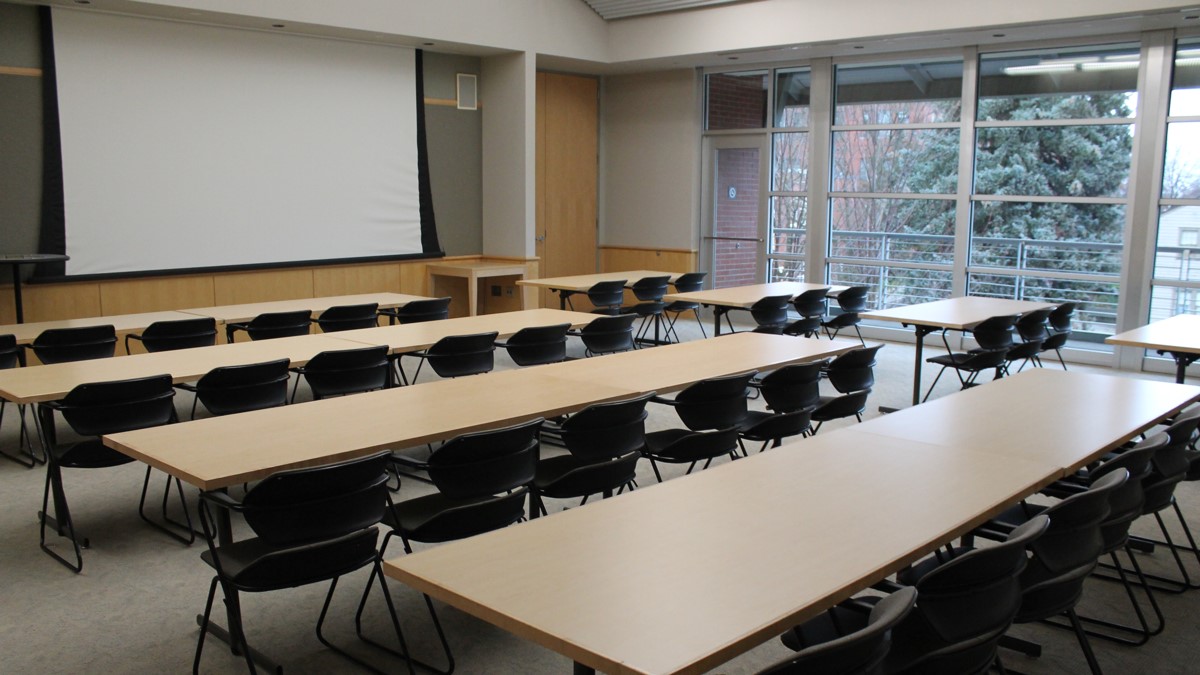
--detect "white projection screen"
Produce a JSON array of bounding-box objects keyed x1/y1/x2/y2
[{"x1": 51, "y1": 10, "x2": 423, "y2": 276}]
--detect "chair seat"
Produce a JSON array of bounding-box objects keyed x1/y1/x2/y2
[
  {"x1": 54, "y1": 439, "x2": 138, "y2": 469},
  {"x1": 201, "y1": 529, "x2": 379, "y2": 591},
  {"x1": 385, "y1": 491, "x2": 527, "y2": 543},
  {"x1": 533, "y1": 452, "x2": 639, "y2": 498}
]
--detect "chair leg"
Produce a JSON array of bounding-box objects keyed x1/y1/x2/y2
[
  {"x1": 138, "y1": 466, "x2": 196, "y2": 545},
  {"x1": 193, "y1": 577, "x2": 266, "y2": 674},
  {"x1": 1046, "y1": 547, "x2": 1163, "y2": 646},
  {"x1": 1122, "y1": 508, "x2": 1200, "y2": 593},
  {"x1": 1066, "y1": 609, "x2": 1104, "y2": 675},
  {"x1": 315, "y1": 575, "x2": 416, "y2": 675},
  {"x1": 923, "y1": 367, "x2": 949, "y2": 402},
  {"x1": 649, "y1": 458, "x2": 664, "y2": 483},
  {"x1": 692, "y1": 308, "x2": 707, "y2": 339},
  {"x1": 39, "y1": 459, "x2": 84, "y2": 573}
]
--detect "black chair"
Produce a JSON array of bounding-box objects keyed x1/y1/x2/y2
[
  {"x1": 395, "y1": 331, "x2": 497, "y2": 385},
  {"x1": 727, "y1": 294, "x2": 791, "y2": 334},
  {"x1": 641, "y1": 427, "x2": 741, "y2": 482},
  {"x1": 1006, "y1": 307, "x2": 1053, "y2": 372},
  {"x1": 178, "y1": 358, "x2": 291, "y2": 418},
  {"x1": 785, "y1": 515, "x2": 1049, "y2": 675},
  {"x1": 783, "y1": 288, "x2": 830, "y2": 338},
  {"x1": 663, "y1": 271, "x2": 708, "y2": 342},
  {"x1": 125, "y1": 317, "x2": 218, "y2": 354},
  {"x1": 1041, "y1": 301, "x2": 1077, "y2": 369},
  {"x1": 291, "y1": 345, "x2": 391, "y2": 402},
  {"x1": 923, "y1": 314, "x2": 1018, "y2": 401},
  {"x1": 361, "y1": 418, "x2": 543, "y2": 674},
  {"x1": 821, "y1": 285, "x2": 869, "y2": 345},
  {"x1": 36, "y1": 374, "x2": 182, "y2": 572},
  {"x1": 531, "y1": 392, "x2": 653, "y2": 517},
  {"x1": 739, "y1": 362, "x2": 822, "y2": 454},
  {"x1": 225, "y1": 310, "x2": 312, "y2": 343},
  {"x1": 0, "y1": 333, "x2": 39, "y2": 466},
  {"x1": 643, "y1": 371, "x2": 756, "y2": 480},
  {"x1": 811, "y1": 344, "x2": 883, "y2": 433},
  {"x1": 576, "y1": 279, "x2": 627, "y2": 315},
  {"x1": 379, "y1": 297, "x2": 451, "y2": 325},
  {"x1": 757, "y1": 586, "x2": 916, "y2": 675},
  {"x1": 495, "y1": 323, "x2": 571, "y2": 366},
  {"x1": 316, "y1": 303, "x2": 380, "y2": 332},
  {"x1": 570, "y1": 313, "x2": 637, "y2": 357},
  {"x1": 193, "y1": 452, "x2": 414, "y2": 675},
  {"x1": 623, "y1": 275, "x2": 671, "y2": 345},
  {"x1": 23, "y1": 324, "x2": 117, "y2": 364}
]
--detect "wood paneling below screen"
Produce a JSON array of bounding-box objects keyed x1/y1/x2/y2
[{"x1": 600, "y1": 247, "x2": 697, "y2": 276}]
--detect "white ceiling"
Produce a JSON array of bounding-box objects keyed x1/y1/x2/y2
[{"x1": 580, "y1": 0, "x2": 746, "y2": 20}]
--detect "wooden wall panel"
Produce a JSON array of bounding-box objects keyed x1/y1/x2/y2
[
  {"x1": 600, "y1": 247, "x2": 698, "y2": 275},
  {"x1": 312, "y1": 262, "x2": 401, "y2": 297},
  {"x1": 21, "y1": 283, "x2": 102, "y2": 322},
  {"x1": 398, "y1": 262, "x2": 431, "y2": 295},
  {"x1": 99, "y1": 276, "x2": 216, "y2": 314},
  {"x1": 213, "y1": 269, "x2": 315, "y2": 305}
]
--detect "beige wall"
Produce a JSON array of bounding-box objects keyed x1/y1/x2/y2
[{"x1": 600, "y1": 69, "x2": 701, "y2": 251}]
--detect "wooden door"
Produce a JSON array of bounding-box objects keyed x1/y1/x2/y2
[{"x1": 536, "y1": 72, "x2": 599, "y2": 308}]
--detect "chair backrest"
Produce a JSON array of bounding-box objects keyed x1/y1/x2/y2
[
  {"x1": 579, "y1": 313, "x2": 637, "y2": 355},
  {"x1": 302, "y1": 345, "x2": 391, "y2": 398},
  {"x1": 587, "y1": 280, "x2": 628, "y2": 312},
  {"x1": 30, "y1": 325, "x2": 117, "y2": 364},
  {"x1": 969, "y1": 315, "x2": 1018, "y2": 351},
  {"x1": 758, "y1": 586, "x2": 917, "y2": 675},
  {"x1": 244, "y1": 310, "x2": 313, "y2": 340},
  {"x1": 826, "y1": 345, "x2": 883, "y2": 394},
  {"x1": 673, "y1": 370, "x2": 756, "y2": 430},
  {"x1": 630, "y1": 276, "x2": 671, "y2": 302},
  {"x1": 671, "y1": 272, "x2": 707, "y2": 293},
  {"x1": 1015, "y1": 308, "x2": 1053, "y2": 343},
  {"x1": 137, "y1": 317, "x2": 218, "y2": 352},
  {"x1": 791, "y1": 288, "x2": 829, "y2": 319},
  {"x1": 240, "y1": 451, "x2": 391, "y2": 547},
  {"x1": 195, "y1": 358, "x2": 291, "y2": 416},
  {"x1": 426, "y1": 332, "x2": 498, "y2": 378},
  {"x1": 315, "y1": 303, "x2": 380, "y2": 332},
  {"x1": 501, "y1": 323, "x2": 571, "y2": 366},
  {"x1": 1091, "y1": 434, "x2": 1163, "y2": 552},
  {"x1": 1142, "y1": 406, "x2": 1200, "y2": 513},
  {"x1": 56, "y1": 374, "x2": 176, "y2": 436},
  {"x1": 1048, "y1": 301, "x2": 1077, "y2": 333},
  {"x1": 560, "y1": 392, "x2": 654, "y2": 462},
  {"x1": 426, "y1": 417, "x2": 542, "y2": 499},
  {"x1": 653, "y1": 427, "x2": 741, "y2": 463},
  {"x1": 903, "y1": 515, "x2": 1047, "y2": 671},
  {"x1": 759, "y1": 362, "x2": 823, "y2": 413},
  {"x1": 0, "y1": 334, "x2": 18, "y2": 370},
  {"x1": 835, "y1": 286, "x2": 870, "y2": 312},
  {"x1": 391, "y1": 297, "x2": 452, "y2": 324},
  {"x1": 750, "y1": 294, "x2": 793, "y2": 332}
]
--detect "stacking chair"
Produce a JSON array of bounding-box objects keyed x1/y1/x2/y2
[
  {"x1": 727, "y1": 294, "x2": 791, "y2": 334},
  {"x1": 178, "y1": 358, "x2": 291, "y2": 418},
  {"x1": 663, "y1": 271, "x2": 708, "y2": 342},
  {"x1": 739, "y1": 362, "x2": 822, "y2": 454},
  {"x1": 395, "y1": 331, "x2": 497, "y2": 385},
  {"x1": 224, "y1": 309, "x2": 311, "y2": 343},
  {"x1": 290, "y1": 345, "x2": 390, "y2": 402},
  {"x1": 643, "y1": 371, "x2": 755, "y2": 480},
  {"x1": 124, "y1": 317, "x2": 217, "y2": 354},
  {"x1": 379, "y1": 297, "x2": 451, "y2": 325},
  {"x1": 1006, "y1": 307, "x2": 1053, "y2": 372},
  {"x1": 361, "y1": 418, "x2": 542, "y2": 674},
  {"x1": 756, "y1": 586, "x2": 916, "y2": 675},
  {"x1": 1040, "y1": 301, "x2": 1077, "y2": 369},
  {"x1": 0, "y1": 333, "x2": 39, "y2": 466},
  {"x1": 36, "y1": 374, "x2": 181, "y2": 572},
  {"x1": 782, "y1": 288, "x2": 829, "y2": 338},
  {"x1": 784, "y1": 515, "x2": 1048, "y2": 675},
  {"x1": 530, "y1": 392, "x2": 653, "y2": 517},
  {"x1": 495, "y1": 323, "x2": 571, "y2": 366},
  {"x1": 811, "y1": 344, "x2": 882, "y2": 433},
  {"x1": 625, "y1": 275, "x2": 671, "y2": 345},
  {"x1": 315, "y1": 303, "x2": 380, "y2": 332},
  {"x1": 922, "y1": 314, "x2": 1018, "y2": 401},
  {"x1": 576, "y1": 279, "x2": 627, "y2": 315},
  {"x1": 821, "y1": 285, "x2": 869, "y2": 345},
  {"x1": 194, "y1": 452, "x2": 414, "y2": 675},
  {"x1": 570, "y1": 313, "x2": 637, "y2": 357},
  {"x1": 23, "y1": 324, "x2": 117, "y2": 364}
]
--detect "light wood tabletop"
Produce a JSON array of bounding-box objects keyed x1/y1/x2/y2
[
  {"x1": 1106, "y1": 314, "x2": 1200, "y2": 383},
  {"x1": 385, "y1": 430, "x2": 1056, "y2": 675},
  {"x1": 516, "y1": 270, "x2": 679, "y2": 293},
  {"x1": 0, "y1": 310, "x2": 203, "y2": 345},
  {"x1": 426, "y1": 261, "x2": 532, "y2": 317},
  {"x1": 860, "y1": 296, "x2": 1058, "y2": 406},
  {"x1": 178, "y1": 292, "x2": 428, "y2": 324},
  {"x1": 333, "y1": 308, "x2": 599, "y2": 353},
  {"x1": 662, "y1": 282, "x2": 849, "y2": 336},
  {"x1": 0, "y1": 333, "x2": 359, "y2": 404}
]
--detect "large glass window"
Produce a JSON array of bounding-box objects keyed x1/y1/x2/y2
[
  {"x1": 828, "y1": 59, "x2": 963, "y2": 308},
  {"x1": 970, "y1": 44, "x2": 1138, "y2": 338},
  {"x1": 706, "y1": 71, "x2": 768, "y2": 130},
  {"x1": 768, "y1": 69, "x2": 810, "y2": 281}
]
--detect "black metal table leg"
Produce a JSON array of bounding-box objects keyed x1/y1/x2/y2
[{"x1": 1161, "y1": 350, "x2": 1199, "y2": 384}]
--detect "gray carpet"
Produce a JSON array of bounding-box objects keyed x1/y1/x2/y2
[{"x1": 2, "y1": 315, "x2": 1199, "y2": 674}]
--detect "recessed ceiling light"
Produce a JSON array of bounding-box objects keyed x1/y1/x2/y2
[
  {"x1": 993, "y1": 33, "x2": 1006, "y2": 38},
  {"x1": 271, "y1": 23, "x2": 285, "y2": 28},
  {"x1": 73, "y1": 0, "x2": 91, "y2": 4},
  {"x1": 853, "y1": 45, "x2": 864, "y2": 50},
  {"x1": 728, "y1": 56, "x2": 739, "y2": 60},
  {"x1": 1187, "y1": 14, "x2": 1200, "y2": 20},
  {"x1": 423, "y1": 42, "x2": 435, "y2": 46}
]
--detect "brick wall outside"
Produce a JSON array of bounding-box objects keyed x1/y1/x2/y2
[
  {"x1": 707, "y1": 73, "x2": 767, "y2": 130},
  {"x1": 714, "y1": 147, "x2": 760, "y2": 288}
]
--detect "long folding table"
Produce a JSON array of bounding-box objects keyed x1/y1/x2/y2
[
  {"x1": 1106, "y1": 313, "x2": 1200, "y2": 384},
  {"x1": 179, "y1": 291, "x2": 428, "y2": 327},
  {"x1": 663, "y1": 282, "x2": 847, "y2": 336},
  {"x1": 517, "y1": 271, "x2": 680, "y2": 310}
]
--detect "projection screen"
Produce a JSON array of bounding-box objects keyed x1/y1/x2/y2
[{"x1": 51, "y1": 9, "x2": 425, "y2": 276}]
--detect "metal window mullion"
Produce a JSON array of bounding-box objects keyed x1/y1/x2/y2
[
  {"x1": 975, "y1": 117, "x2": 1135, "y2": 128},
  {"x1": 966, "y1": 265, "x2": 1120, "y2": 284},
  {"x1": 827, "y1": 257, "x2": 953, "y2": 273},
  {"x1": 807, "y1": 58, "x2": 833, "y2": 284},
  {"x1": 1151, "y1": 278, "x2": 1200, "y2": 290},
  {"x1": 956, "y1": 46, "x2": 979, "y2": 298},
  {"x1": 829, "y1": 122, "x2": 960, "y2": 131},
  {"x1": 1160, "y1": 198, "x2": 1200, "y2": 206},
  {"x1": 969, "y1": 194, "x2": 1129, "y2": 205},
  {"x1": 1166, "y1": 115, "x2": 1200, "y2": 123},
  {"x1": 828, "y1": 191, "x2": 957, "y2": 200}
]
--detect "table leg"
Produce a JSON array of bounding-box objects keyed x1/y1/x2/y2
[
  {"x1": 467, "y1": 275, "x2": 479, "y2": 317},
  {"x1": 558, "y1": 290, "x2": 570, "y2": 310},
  {"x1": 1164, "y1": 351, "x2": 1200, "y2": 384},
  {"x1": 12, "y1": 265, "x2": 24, "y2": 324},
  {"x1": 910, "y1": 325, "x2": 935, "y2": 407},
  {"x1": 711, "y1": 305, "x2": 725, "y2": 336},
  {"x1": 573, "y1": 662, "x2": 595, "y2": 675}
]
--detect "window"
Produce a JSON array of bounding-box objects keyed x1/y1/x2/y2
[
  {"x1": 706, "y1": 71, "x2": 768, "y2": 130},
  {"x1": 768, "y1": 69, "x2": 810, "y2": 281}
]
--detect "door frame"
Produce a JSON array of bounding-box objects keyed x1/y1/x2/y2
[{"x1": 700, "y1": 134, "x2": 771, "y2": 287}]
